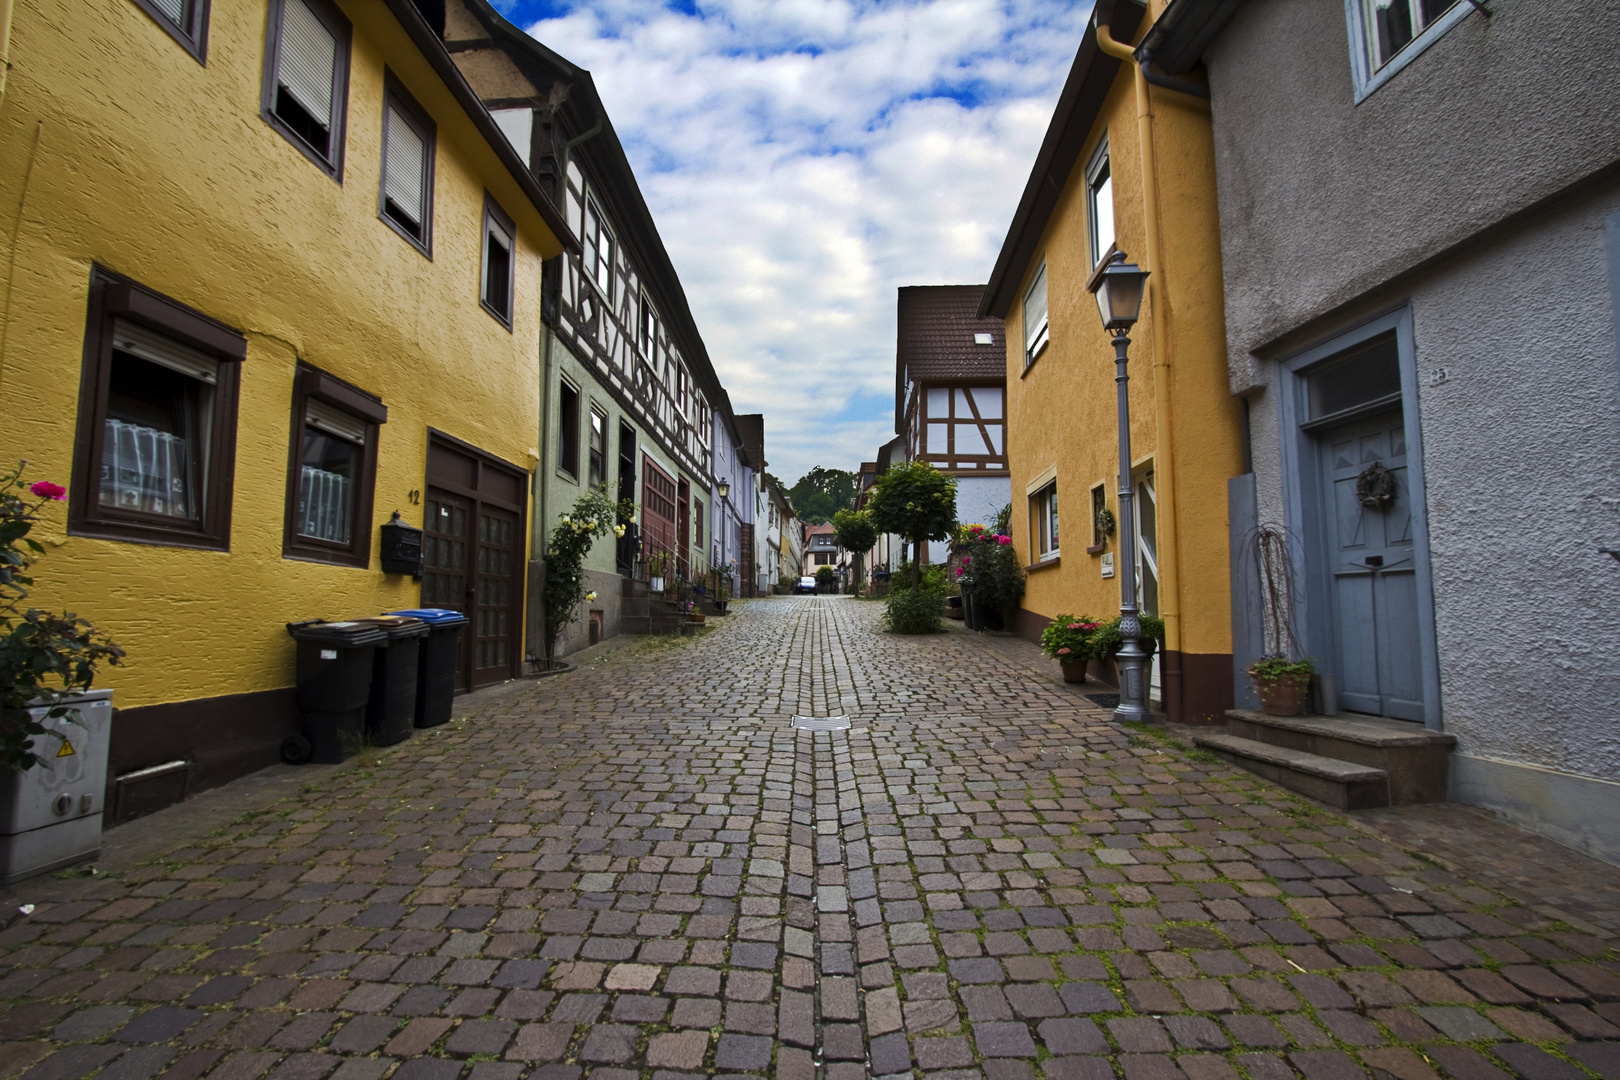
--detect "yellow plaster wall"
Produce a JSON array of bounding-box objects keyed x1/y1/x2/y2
[
  {"x1": 1004, "y1": 55, "x2": 1242, "y2": 659},
  {"x1": 0, "y1": 0, "x2": 557, "y2": 708}
]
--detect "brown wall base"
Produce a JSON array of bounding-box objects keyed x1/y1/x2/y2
[
  {"x1": 1165, "y1": 650, "x2": 1234, "y2": 725},
  {"x1": 1011, "y1": 608, "x2": 1051, "y2": 644},
  {"x1": 107, "y1": 688, "x2": 300, "y2": 826}
]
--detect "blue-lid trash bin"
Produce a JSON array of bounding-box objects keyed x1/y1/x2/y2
[
  {"x1": 354, "y1": 615, "x2": 429, "y2": 748},
  {"x1": 387, "y1": 608, "x2": 469, "y2": 728},
  {"x1": 285, "y1": 620, "x2": 388, "y2": 765}
]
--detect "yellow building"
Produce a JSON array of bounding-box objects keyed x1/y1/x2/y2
[
  {"x1": 0, "y1": 0, "x2": 571, "y2": 811},
  {"x1": 979, "y1": 0, "x2": 1242, "y2": 723}
]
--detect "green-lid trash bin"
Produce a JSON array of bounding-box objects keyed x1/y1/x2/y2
[{"x1": 354, "y1": 615, "x2": 429, "y2": 748}]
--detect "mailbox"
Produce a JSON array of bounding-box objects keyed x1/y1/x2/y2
[{"x1": 380, "y1": 511, "x2": 423, "y2": 576}]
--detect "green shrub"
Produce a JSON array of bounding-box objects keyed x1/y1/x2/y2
[
  {"x1": 1039, "y1": 615, "x2": 1109, "y2": 661},
  {"x1": 895, "y1": 560, "x2": 950, "y2": 595},
  {"x1": 1090, "y1": 613, "x2": 1167, "y2": 657},
  {"x1": 883, "y1": 586, "x2": 945, "y2": 634}
]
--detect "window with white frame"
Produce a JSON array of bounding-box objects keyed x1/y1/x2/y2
[
  {"x1": 1086, "y1": 137, "x2": 1115, "y2": 268},
  {"x1": 1031, "y1": 481, "x2": 1058, "y2": 561},
  {"x1": 1347, "y1": 0, "x2": 1469, "y2": 101},
  {"x1": 584, "y1": 198, "x2": 613, "y2": 298},
  {"x1": 1023, "y1": 263, "x2": 1049, "y2": 369}
]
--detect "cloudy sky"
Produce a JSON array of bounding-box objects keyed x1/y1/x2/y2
[{"x1": 499, "y1": 0, "x2": 1094, "y2": 484}]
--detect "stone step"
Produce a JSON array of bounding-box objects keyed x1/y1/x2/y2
[
  {"x1": 1225, "y1": 710, "x2": 1454, "y2": 804},
  {"x1": 1194, "y1": 732, "x2": 1391, "y2": 810}
]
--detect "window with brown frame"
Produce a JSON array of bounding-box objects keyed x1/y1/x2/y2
[
  {"x1": 587, "y1": 407, "x2": 607, "y2": 487},
  {"x1": 1090, "y1": 483, "x2": 1108, "y2": 551},
  {"x1": 481, "y1": 196, "x2": 515, "y2": 327},
  {"x1": 131, "y1": 0, "x2": 210, "y2": 63},
  {"x1": 70, "y1": 267, "x2": 246, "y2": 550},
  {"x1": 283, "y1": 366, "x2": 386, "y2": 567},
  {"x1": 557, "y1": 380, "x2": 580, "y2": 479},
  {"x1": 261, "y1": 0, "x2": 350, "y2": 179},
  {"x1": 379, "y1": 74, "x2": 435, "y2": 256},
  {"x1": 692, "y1": 497, "x2": 704, "y2": 548}
]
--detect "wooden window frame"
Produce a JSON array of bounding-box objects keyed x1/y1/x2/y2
[
  {"x1": 1088, "y1": 482, "x2": 1109, "y2": 554},
  {"x1": 260, "y1": 0, "x2": 351, "y2": 181},
  {"x1": 281, "y1": 365, "x2": 386, "y2": 567},
  {"x1": 480, "y1": 194, "x2": 516, "y2": 329},
  {"x1": 584, "y1": 196, "x2": 614, "y2": 302},
  {"x1": 557, "y1": 378, "x2": 580, "y2": 480},
  {"x1": 70, "y1": 266, "x2": 246, "y2": 551},
  {"x1": 131, "y1": 0, "x2": 210, "y2": 63},
  {"x1": 378, "y1": 72, "x2": 436, "y2": 259}
]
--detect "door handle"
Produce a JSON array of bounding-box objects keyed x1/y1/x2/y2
[{"x1": 1365, "y1": 556, "x2": 1383, "y2": 567}]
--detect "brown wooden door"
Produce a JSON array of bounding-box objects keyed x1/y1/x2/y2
[
  {"x1": 676, "y1": 478, "x2": 690, "y2": 579},
  {"x1": 642, "y1": 455, "x2": 677, "y2": 569},
  {"x1": 474, "y1": 506, "x2": 517, "y2": 680},
  {"x1": 423, "y1": 433, "x2": 528, "y2": 691},
  {"x1": 422, "y1": 490, "x2": 472, "y2": 687}
]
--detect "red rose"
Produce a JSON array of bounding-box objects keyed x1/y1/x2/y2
[
  {"x1": 1057, "y1": 647, "x2": 1071, "y2": 655},
  {"x1": 29, "y1": 481, "x2": 66, "y2": 501}
]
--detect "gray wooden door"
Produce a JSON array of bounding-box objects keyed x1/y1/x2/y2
[{"x1": 1320, "y1": 409, "x2": 1424, "y2": 720}]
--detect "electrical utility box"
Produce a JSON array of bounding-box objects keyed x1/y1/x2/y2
[{"x1": 0, "y1": 690, "x2": 114, "y2": 884}]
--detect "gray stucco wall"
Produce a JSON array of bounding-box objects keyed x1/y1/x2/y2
[
  {"x1": 1205, "y1": 0, "x2": 1620, "y2": 858},
  {"x1": 1205, "y1": 0, "x2": 1620, "y2": 389}
]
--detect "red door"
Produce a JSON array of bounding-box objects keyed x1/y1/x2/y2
[
  {"x1": 676, "y1": 478, "x2": 691, "y2": 579},
  {"x1": 642, "y1": 455, "x2": 677, "y2": 573}
]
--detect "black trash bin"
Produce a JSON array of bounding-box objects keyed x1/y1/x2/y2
[
  {"x1": 354, "y1": 616, "x2": 428, "y2": 747},
  {"x1": 387, "y1": 608, "x2": 468, "y2": 728},
  {"x1": 285, "y1": 620, "x2": 388, "y2": 764}
]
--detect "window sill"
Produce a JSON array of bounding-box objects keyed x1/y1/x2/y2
[
  {"x1": 1021, "y1": 343, "x2": 1048, "y2": 379},
  {"x1": 1025, "y1": 556, "x2": 1061, "y2": 573},
  {"x1": 1086, "y1": 542, "x2": 1107, "y2": 556}
]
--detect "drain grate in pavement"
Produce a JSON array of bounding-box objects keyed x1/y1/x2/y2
[
  {"x1": 1083, "y1": 693, "x2": 1120, "y2": 709},
  {"x1": 791, "y1": 715, "x2": 851, "y2": 731}
]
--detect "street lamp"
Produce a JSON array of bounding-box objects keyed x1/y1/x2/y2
[
  {"x1": 1086, "y1": 250, "x2": 1153, "y2": 724},
  {"x1": 717, "y1": 479, "x2": 730, "y2": 500}
]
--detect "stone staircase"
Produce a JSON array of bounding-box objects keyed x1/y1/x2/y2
[
  {"x1": 1194, "y1": 710, "x2": 1456, "y2": 810},
  {"x1": 619, "y1": 577, "x2": 686, "y2": 636}
]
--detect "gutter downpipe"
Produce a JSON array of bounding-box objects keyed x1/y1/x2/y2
[
  {"x1": 0, "y1": 0, "x2": 13, "y2": 111},
  {"x1": 1095, "y1": 16, "x2": 1187, "y2": 721}
]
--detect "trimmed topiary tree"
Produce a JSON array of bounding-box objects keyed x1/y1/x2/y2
[
  {"x1": 866, "y1": 461, "x2": 957, "y2": 593},
  {"x1": 830, "y1": 509, "x2": 877, "y2": 594}
]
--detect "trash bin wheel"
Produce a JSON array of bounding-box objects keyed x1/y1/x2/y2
[{"x1": 281, "y1": 734, "x2": 313, "y2": 765}]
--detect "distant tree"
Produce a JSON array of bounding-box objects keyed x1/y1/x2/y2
[
  {"x1": 866, "y1": 461, "x2": 957, "y2": 592},
  {"x1": 831, "y1": 509, "x2": 877, "y2": 594},
  {"x1": 788, "y1": 467, "x2": 858, "y2": 524}
]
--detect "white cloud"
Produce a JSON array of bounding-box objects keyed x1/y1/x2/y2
[{"x1": 521, "y1": 0, "x2": 1092, "y2": 482}]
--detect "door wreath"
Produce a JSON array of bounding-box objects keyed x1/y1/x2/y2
[{"x1": 1355, "y1": 462, "x2": 1397, "y2": 510}]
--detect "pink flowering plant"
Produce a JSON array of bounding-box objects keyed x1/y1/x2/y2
[
  {"x1": 1, "y1": 462, "x2": 124, "y2": 771},
  {"x1": 1040, "y1": 615, "x2": 1107, "y2": 663},
  {"x1": 957, "y1": 520, "x2": 1025, "y2": 615}
]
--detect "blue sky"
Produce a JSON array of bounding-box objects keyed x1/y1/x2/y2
[{"x1": 501, "y1": 0, "x2": 1095, "y2": 483}]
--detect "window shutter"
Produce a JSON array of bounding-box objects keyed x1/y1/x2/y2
[
  {"x1": 1024, "y1": 266, "x2": 1048, "y2": 348},
  {"x1": 384, "y1": 105, "x2": 425, "y2": 224},
  {"x1": 277, "y1": 0, "x2": 336, "y2": 129},
  {"x1": 111, "y1": 319, "x2": 219, "y2": 384},
  {"x1": 152, "y1": 0, "x2": 186, "y2": 25},
  {"x1": 306, "y1": 398, "x2": 367, "y2": 445}
]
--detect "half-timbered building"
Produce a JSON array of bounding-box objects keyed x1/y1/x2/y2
[
  {"x1": 438, "y1": 0, "x2": 748, "y2": 653},
  {"x1": 895, "y1": 286, "x2": 1010, "y2": 563}
]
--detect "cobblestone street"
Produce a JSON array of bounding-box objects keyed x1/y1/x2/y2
[{"x1": 0, "y1": 597, "x2": 1615, "y2": 1080}]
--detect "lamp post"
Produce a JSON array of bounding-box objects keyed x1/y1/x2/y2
[
  {"x1": 1087, "y1": 250, "x2": 1153, "y2": 724},
  {"x1": 716, "y1": 478, "x2": 731, "y2": 591}
]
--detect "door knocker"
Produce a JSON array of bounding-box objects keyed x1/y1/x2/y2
[{"x1": 1355, "y1": 462, "x2": 1397, "y2": 510}]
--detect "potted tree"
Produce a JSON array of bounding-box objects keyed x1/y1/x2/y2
[
  {"x1": 866, "y1": 461, "x2": 957, "y2": 634},
  {"x1": 1040, "y1": 616, "x2": 1105, "y2": 682},
  {"x1": 831, "y1": 509, "x2": 877, "y2": 596}
]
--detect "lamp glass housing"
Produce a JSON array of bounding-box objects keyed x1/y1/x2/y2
[
  {"x1": 1089, "y1": 251, "x2": 1149, "y2": 331},
  {"x1": 717, "y1": 480, "x2": 730, "y2": 499}
]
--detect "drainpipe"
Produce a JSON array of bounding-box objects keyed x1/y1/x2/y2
[
  {"x1": 0, "y1": 0, "x2": 14, "y2": 111},
  {"x1": 1095, "y1": 16, "x2": 1187, "y2": 718}
]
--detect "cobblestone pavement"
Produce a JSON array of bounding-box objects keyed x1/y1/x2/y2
[{"x1": 0, "y1": 596, "x2": 1615, "y2": 1080}]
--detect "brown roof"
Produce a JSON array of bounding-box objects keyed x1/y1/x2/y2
[
  {"x1": 734, "y1": 413, "x2": 765, "y2": 470},
  {"x1": 895, "y1": 285, "x2": 1006, "y2": 429}
]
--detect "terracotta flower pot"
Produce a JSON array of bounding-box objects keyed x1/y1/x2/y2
[
  {"x1": 1060, "y1": 660, "x2": 1086, "y2": 684},
  {"x1": 1254, "y1": 676, "x2": 1310, "y2": 717}
]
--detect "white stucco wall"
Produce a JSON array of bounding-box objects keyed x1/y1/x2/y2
[{"x1": 922, "y1": 475, "x2": 1012, "y2": 564}]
